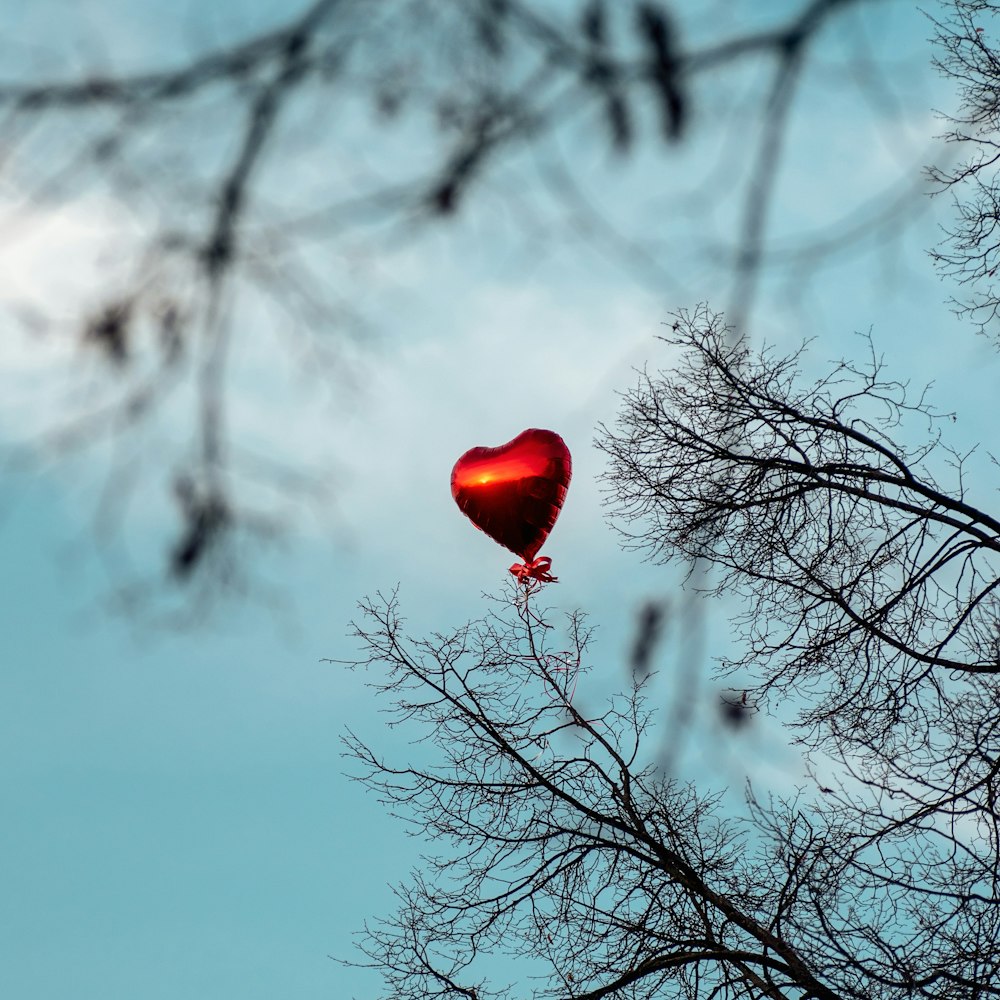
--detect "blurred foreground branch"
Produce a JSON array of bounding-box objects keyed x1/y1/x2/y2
[{"x1": 0, "y1": 0, "x2": 931, "y2": 615}]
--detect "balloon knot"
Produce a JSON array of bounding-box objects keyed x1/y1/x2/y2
[{"x1": 510, "y1": 556, "x2": 558, "y2": 584}]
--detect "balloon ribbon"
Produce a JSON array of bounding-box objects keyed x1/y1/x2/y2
[{"x1": 509, "y1": 556, "x2": 557, "y2": 584}]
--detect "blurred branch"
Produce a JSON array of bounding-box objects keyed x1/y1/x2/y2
[{"x1": 0, "y1": 0, "x2": 927, "y2": 615}]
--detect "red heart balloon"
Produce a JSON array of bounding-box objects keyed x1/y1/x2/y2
[{"x1": 451, "y1": 428, "x2": 572, "y2": 563}]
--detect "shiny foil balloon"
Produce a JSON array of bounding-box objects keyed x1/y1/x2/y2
[{"x1": 451, "y1": 428, "x2": 571, "y2": 581}]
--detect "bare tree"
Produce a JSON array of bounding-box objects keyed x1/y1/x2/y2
[
  {"x1": 338, "y1": 300, "x2": 1000, "y2": 996},
  {"x1": 0, "y1": 0, "x2": 930, "y2": 608},
  {"x1": 930, "y1": 0, "x2": 1000, "y2": 343},
  {"x1": 597, "y1": 306, "x2": 1000, "y2": 861},
  {"x1": 342, "y1": 567, "x2": 999, "y2": 996}
]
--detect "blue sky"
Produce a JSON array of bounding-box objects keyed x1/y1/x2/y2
[{"x1": 2, "y1": 1, "x2": 1000, "y2": 997}]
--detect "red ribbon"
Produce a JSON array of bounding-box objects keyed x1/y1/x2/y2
[{"x1": 509, "y1": 555, "x2": 558, "y2": 584}]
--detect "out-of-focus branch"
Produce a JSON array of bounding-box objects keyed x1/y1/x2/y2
[{"x1": 0, "y1": 0, "x2": 921, "y2": 614}]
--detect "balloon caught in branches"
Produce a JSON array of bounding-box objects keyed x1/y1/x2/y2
[{"x1": 451, "y1": 429, "x2": 571, "y2": 584}]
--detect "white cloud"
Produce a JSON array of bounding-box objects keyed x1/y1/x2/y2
[{"x1": 0, "y1": 195, "x2": 140, "y2": 434}]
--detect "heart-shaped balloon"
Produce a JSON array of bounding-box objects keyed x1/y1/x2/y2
[
  {"x1": 451, "y1": 428, "x2": 572, "y2": 564},
  {"x1": 451, "y1": 428, "x2": 572, "y2": 563}
]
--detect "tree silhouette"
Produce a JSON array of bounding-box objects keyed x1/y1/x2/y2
[
  {"x1": 340, "y1": 308, "x2": 1000, "y2": 998},
  {"x1": 930, "y1": 0, "x2": 1000, "y2": 344},
  {"x1": 0, "y1": 0, "x2": 929, "y2": 608}
]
